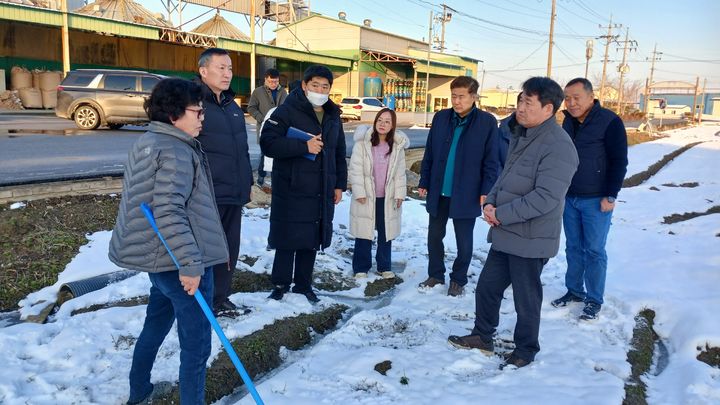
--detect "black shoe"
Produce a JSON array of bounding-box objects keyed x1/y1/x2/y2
[
  {"x1": 418, "y1": 277, "x2": 444, "y2": 289},
  {"x1": 213, "y1": 300, "x2": 252, "y2": 317},
  {"x1": 126, "y1": 381, "x2": 173, "y2": 404},
  {"x1": 579, "y1": 302, "x2": 602, "y2": 320},
  {"x1": 447, "y1": 334, "x2": 494, "y2": 355},
  {"x1": 500, "y1": 352, "x2": 532, "y2": 370},
  {"x1": 447, "y1": 281, "x2": 464, "y2": 297},
  {"x1": 299, "y1": 290, "x2": 320, "y2": 304},
  {"x1": 551, "y1": 291, "x2": 584, "y2": 307},
  {"x1": 268, "y1": 285, "x2": 289, "y2": 301}
]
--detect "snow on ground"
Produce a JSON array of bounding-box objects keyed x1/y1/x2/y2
[{"x1": 1, "y1": 125, "x2": 718, "y2": 405}]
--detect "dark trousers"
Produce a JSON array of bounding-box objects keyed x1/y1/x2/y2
[
  {"x1": 271, "y1": 249, "x2": 317, "y2": 293},
  {"x1": 353, "y1": 197, "x2": 391, "y2": 274},
  {"x1": 129, "y1": 269, "x2": 213, "y2": 404},
  {"x1": 428, "y1": 196, "x2": 476, "y2": 286},
  {"x1": 257, "y1": 152, "x2": 267, "y2": 178},
  {"x1": 472, "y1": 248, "x2": 548, "y2": 362},
  {"x1": 212, "y1": 204, "x2": 242, "y2": 307}
]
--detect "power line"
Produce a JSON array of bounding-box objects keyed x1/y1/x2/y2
[
  {"x1": 469, "y1": 0, "x2": 547, "y2": 20},
  {"x1": 487, "y1": 61, "x2": 589, "y2": 73},
  {"x1": 507, "y1": 40, "x2": 548, "y2": 71},
  {"x1": 555, "y1": 42, "x2": 581, "y2": 63},
  {"x1": 574, "y1": 0, "x2": 608, "y2": 22},
  {"x1": 363, "y1": 0, "x2": 426, "y2": 28},
  {"x1": 558, "y1": 2, "x2": 601, "y2": 25},
  {"x1": 452, "y1": 14, "x2": 546, "y2": 42}
]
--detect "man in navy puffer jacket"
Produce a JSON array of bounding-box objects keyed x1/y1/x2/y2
[
  {"x1": 418, "y1": 76, "x2": 500, "y2": 297},
  {"x1": 551, "y1": 78, "x2": 628, "y2": 321},
  {"x1": 194, "y1": 48, "x2": 253, "y2": 316}
]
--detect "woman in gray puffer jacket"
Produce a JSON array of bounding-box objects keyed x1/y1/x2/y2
[{"x1": 109, "y1": 78, "x2": 228, "y2": 405}]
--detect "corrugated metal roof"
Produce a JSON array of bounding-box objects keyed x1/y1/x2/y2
[
  {"x1": 192, "y1": 12, "x2": 249, "y2": 41},
  {"x1": 75, "y1": 0, "x2": 170, "y2": 28}
]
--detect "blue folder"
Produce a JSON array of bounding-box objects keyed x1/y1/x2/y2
[{"x1": 287, "y1": 126, "x2": 318, "y2": 161}]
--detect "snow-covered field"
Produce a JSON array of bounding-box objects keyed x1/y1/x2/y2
[{"x1": 1, "y1": 125, "x2": 719, "y2": 405}]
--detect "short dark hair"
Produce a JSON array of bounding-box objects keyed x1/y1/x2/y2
[
  {"x1": 288, "y1": 79, "x2": 302, "y2": 92},
  {"x1": 450, "y1": 76, "x2": 479, "y2": 94},
  {"x1": 521, "y1": 76, "x2": 564, "y2": 114},
  {"x1": 566, "y1": 77, "x2": 593, "y2": 93},
  {"x1": 265, "y1": 68, "x2": 280, "y2": 78},
  {"x1": 303, "y1": 65, "x2": 333, "y2": 86},
  {"x1": 144, "y1": 78, "x2": 203, "y2": 124},
  {"x1": 198, "y1": 48, "x2": 229, "y2": 67}
]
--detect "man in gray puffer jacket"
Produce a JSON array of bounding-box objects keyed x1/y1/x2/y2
[
  {"x1": 448, "y1": 77, "x2": 578, "y2": 370},
  {"x1": 109, "y1": 120, "x2": 228, "y2": 276},
  {"x1": 109, "y1": 78, "x2": 228, "y2": 405}
]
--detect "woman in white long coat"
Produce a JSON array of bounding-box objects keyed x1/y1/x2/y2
[{"x1": 349, "y1": 108, "x2": 409, "y2": 278}]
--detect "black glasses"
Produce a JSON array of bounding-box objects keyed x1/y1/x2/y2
[{"x1": 185, "y1": 107, "x2": 205, "y2": 119}]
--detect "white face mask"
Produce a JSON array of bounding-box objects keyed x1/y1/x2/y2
[{"x1": 306, "y1": 91, "x2": 329, "y2": 107}]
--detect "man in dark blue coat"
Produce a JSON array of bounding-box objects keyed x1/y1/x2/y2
[
  {"x1": 551, "y1": 78, "x2": 628, "y2": 321},
  {"x1": 260, "y1": 65, "x2": 348, "y2": 303},
  {"x1": 418, "y1": 76, "x2": 500, "y2": 297},
  {"x1": 194, "y1": 48, "x2": 253, "y2": 316}
]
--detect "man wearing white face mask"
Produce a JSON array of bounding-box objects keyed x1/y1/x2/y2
[{"x1": 260, "y1": 65, "x2": 348, "y2": 303}]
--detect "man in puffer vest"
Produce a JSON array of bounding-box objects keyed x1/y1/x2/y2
[{"x1": 551, "y1": 78, "x2": 628, "y2": 321}]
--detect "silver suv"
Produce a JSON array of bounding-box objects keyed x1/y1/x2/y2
[{"x1": 56, "y1": 69, "x2": 165, "y2": 129}]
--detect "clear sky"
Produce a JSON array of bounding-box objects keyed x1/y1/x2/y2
[{"x1": 137, "y1": 0, "x2": 720, "y2": 90}]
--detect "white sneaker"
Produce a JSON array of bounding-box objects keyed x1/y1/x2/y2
[
  {"x1": 354, "y1": 272, "x2": 368, "y2": 279},
  {"x1": 378, "y1": 271, "x2": 395, "y2": 279}
]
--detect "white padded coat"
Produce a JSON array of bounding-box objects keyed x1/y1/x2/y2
[{"x1": 349, "y1": 125, "x2": 409, "y2": 241}]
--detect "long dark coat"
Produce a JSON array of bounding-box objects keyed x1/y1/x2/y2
[{"x1": 260, "y1": 89, "x2": 348, "y2": 250}]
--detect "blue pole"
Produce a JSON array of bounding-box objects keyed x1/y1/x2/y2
[{"x1": 140, "y1": 202, "x2": 264, "y2": 405}]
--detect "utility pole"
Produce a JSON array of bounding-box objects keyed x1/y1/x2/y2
[
  {"x1": 60, "y1": 0, "x2": 70, "y2": 75},
  {"x1": 643, "y1": 43, "x2": 662, "y2": 114},
  {"x1": 616, "y1": 27, "x2": 637, "y2": 115},
  {"x1": 691, "y1": 76, "x2": 699, "y2": 123},
  {"x1": 699, "y1": 78, "x2": 707, "y2": 124},
  {"x1": 598, "y1": 15, "x2": 620, "y2": 105},
  {"x1": 250, "y1": 0, "x2": 257, "y2": 93},
  {"x1": 424, "y1": 10, "x2": 432, "y2": 126},
  {"x1": 584, "y1": 39, "x2": 594, "y2": 79},
  {"x1": 478, "y1": 68, "x2": 486, "y2": 108},
  {"x1": 546, "y1": 0, "x2": 556, "y2": 77},
  {"x1": 438, "y1": 4, "x2": 453, "y2": 52}
]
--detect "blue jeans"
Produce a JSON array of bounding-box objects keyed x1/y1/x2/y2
[
  {"x1": 563, "y1": 196, "x2": 613, "y2": 305},
  {"x1": 428, "y1": 197, "x2": 476, "y2": 286},
  {"x1": 128, "y1": 269, "x2": 213, "y2": 404},
  {"x1": 353, "y1": 197, "x2": 391, "y2": 274}
]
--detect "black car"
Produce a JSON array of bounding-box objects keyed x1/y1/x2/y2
[{"x1": 56, "y1": 69, "x2": 165, "y2": 130}]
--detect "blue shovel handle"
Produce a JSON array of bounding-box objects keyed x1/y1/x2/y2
[{"x1": 140, "y1": 202, "x2": 264, "y2": 405}]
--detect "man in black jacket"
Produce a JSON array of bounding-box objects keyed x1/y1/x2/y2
[
  {"x1": 551, "y1": 78, "x2": 628, "y2": 320},
  {"x1": 260, "y1": 65, "x2": 348, "y2": 303},
  {"x1": 195, "y1": 48, "x2": 253, "y2": 316}
]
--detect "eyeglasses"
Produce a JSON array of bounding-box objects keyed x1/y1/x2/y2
[{"x1": 185, "y1": 107, "x2": 205, "y2": 119}]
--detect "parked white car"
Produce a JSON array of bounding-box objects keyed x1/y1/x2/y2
[{"x1": 339, "y1": 96, "x2": 385, "y2": 120}]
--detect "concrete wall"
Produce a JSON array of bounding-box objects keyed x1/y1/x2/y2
[
  {"x1": 360, "y1": 28, "x2": 426, "y2": 55},
  {"x1": 480, "y1": 90, "x2": 522, "y2": 108},
  {"x1": 276, "y1": 18, "x2": 360, "y2": 54}
]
